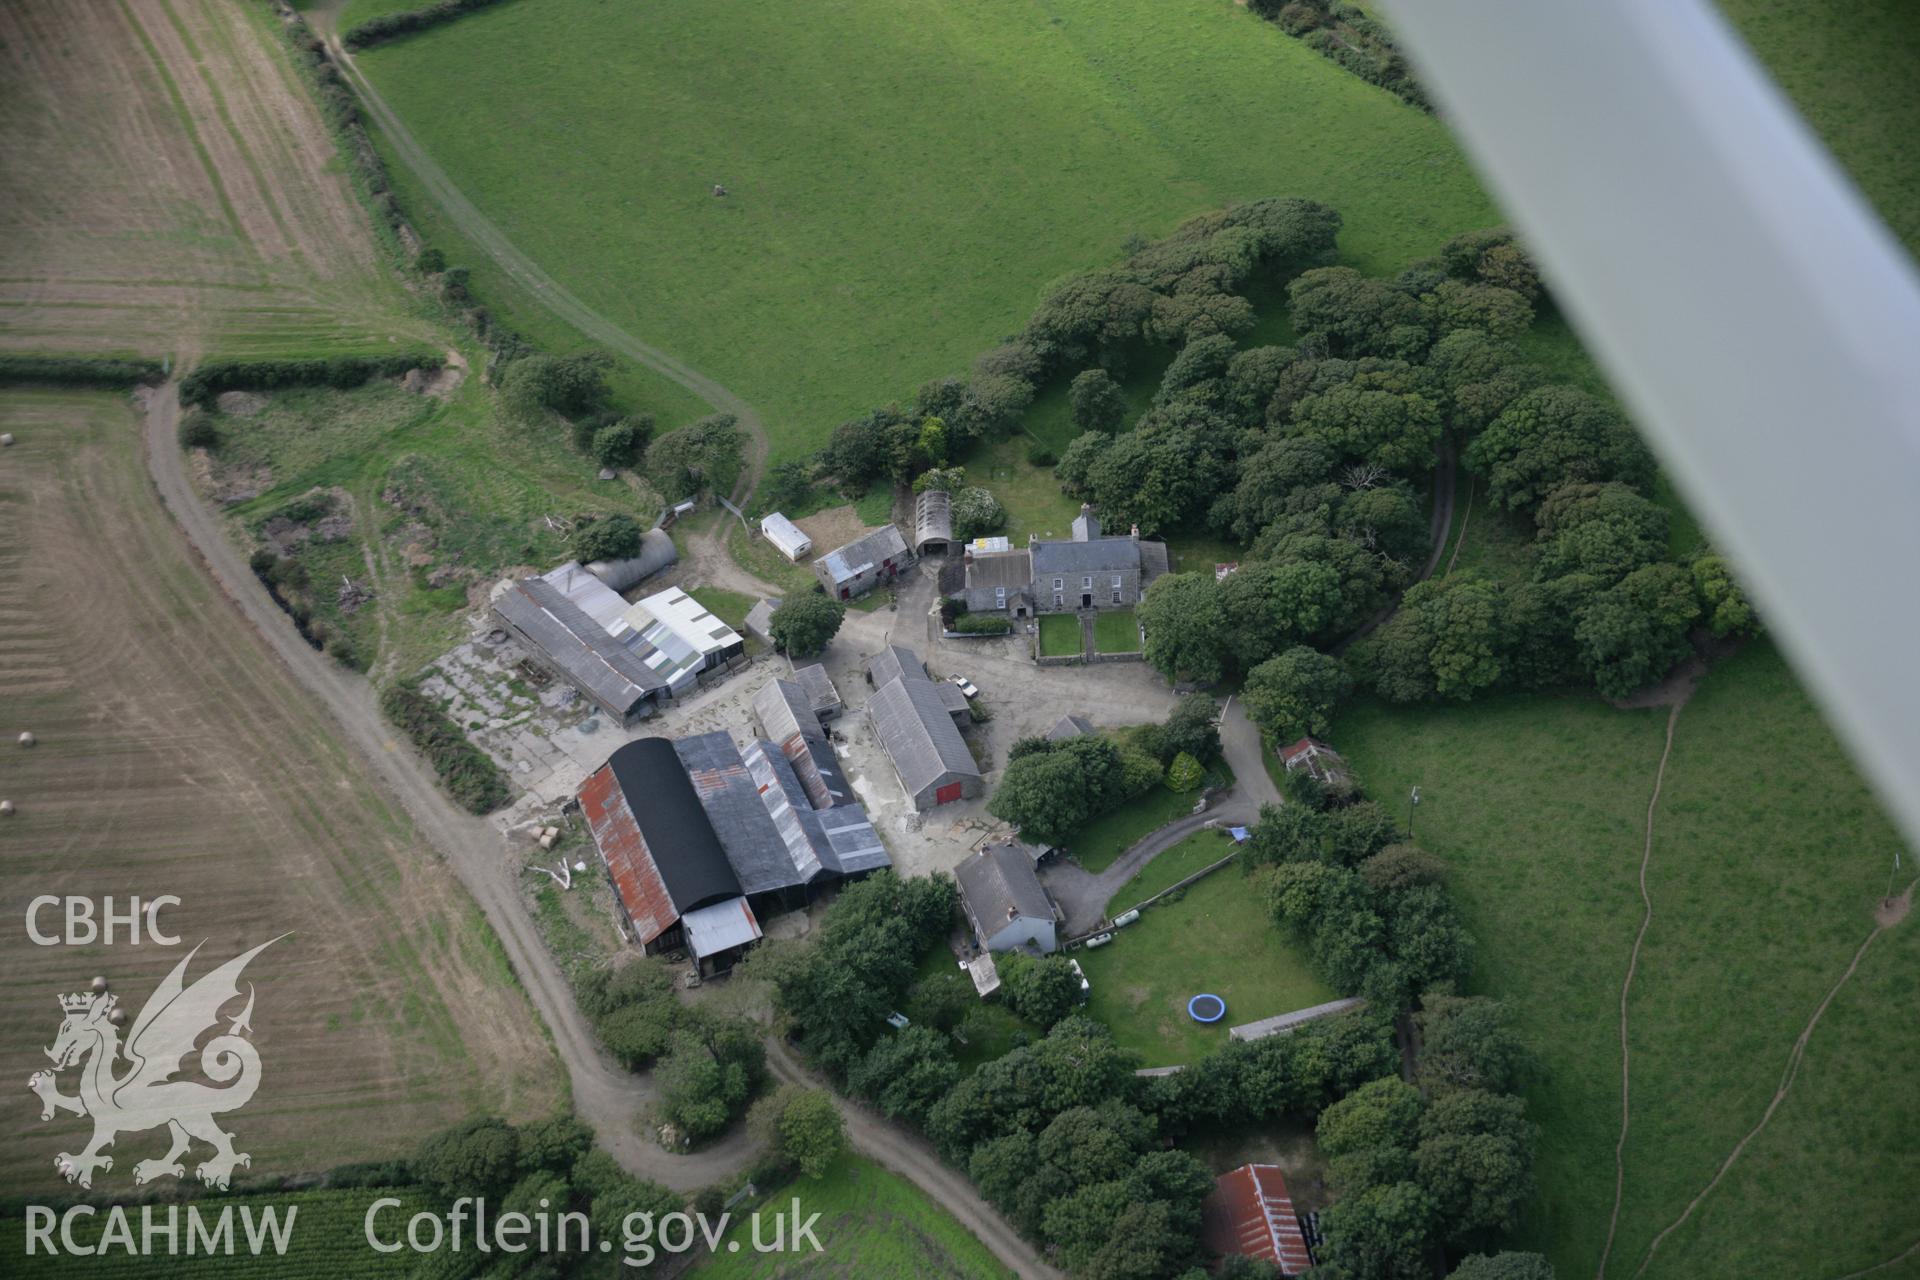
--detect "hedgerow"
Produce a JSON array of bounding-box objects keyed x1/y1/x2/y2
[
  {"x1": 343, "y1": 0, "x2": 516, "y2": 51},
  {"x1": 0, "y1": 354, "x2": 166, "y2": 387},
  {"x1": 379, "y1": 681, "x2": 511, "y2": 814},
  {"x1": 179, "y1": 354, "x2": 440, "y2": 408}
]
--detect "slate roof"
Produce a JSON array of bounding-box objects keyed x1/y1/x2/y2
[
  {"x1": 1047, "y1": 714, "x2": 1094, "y2": 741},
  {"x1": 1071, "y1": 506, "x2": 1101, "y2": 541},
  {"x1": 741, "y1": 741, "x2": 889, "y2": 879},
  {"x1": 675, "y1": 731, "x2": 800, "y2": 897},
  {"x1": 955, "y1": 843, "x2": 1053, "y2": 938},
  {"x1": 935, "y1": 680, "x2": 971, "y2": 717},
  {"x1": 495, "y1": 577, "x2": 663, "y2": 719},
  {"x1": 1031, "y1": 535, "x2": 1144, "y2": 576},
  {"x1": 869, "y1": 671, "x2": 981, "y2": 798},
  {"x1": 867, "y1": 644, "x2": 924, "y2": 688},
  {"x1": 744, "y1": 597, "x2": 780, "y2": 642},
  {"x1": 793, "y1": 663, "x2": 841, "y2": 715},
  {"x1": 817, "y1": 524, "x2": 909, "y2": 585},
  {"x1": 753, "y1": 678, "x2": 848, "y2": 810},
  {"x1": 962, "y1": 549, "x2": 1033, "y2": 592},
  {"x1": 1202, "y1": 1164, "x2": 1314, "y2": 1276}
]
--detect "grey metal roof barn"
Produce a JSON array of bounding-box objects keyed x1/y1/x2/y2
[
  {"x1": 492, "y1": 577, "x2": 664, "y2": 722},
  {"x1": 913, "y1": 488, "x2": 953, "y2": 554},
  {"x1": 744, "y1": 597, "x2": 780, "y2": 644},
  {"x1": 793, "y1": 663, "x2": 841, "y2": 718},
  {"x1": 752, "y1": 677, "x2": 851, "y2": 810},
  {"x1": 816, "y1": 524, "x2": 910, "y2": 587},
  {"x1": 1048, "y1": 714, "x2": 1094, "y2": 741},
  {"x1": 584, "y1": 528, "x2": 677, "y2": 592},
  {"x1": 866, "y1": 644, "x2": 923, "y2": 688},
  {"x1": 868, "y1": 665, "x2": 982, "y2": 809},
  {"x1": 675, "y1": 731, "x2": 800, "y2": 898}
]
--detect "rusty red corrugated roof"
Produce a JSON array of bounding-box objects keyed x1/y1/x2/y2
[
  {"x1": 580, "y1": 763, "x2": 678, "y2": 946},
  {"x1": 1201, "y1": 1163, "x2": 1313, "y2": 1276}
]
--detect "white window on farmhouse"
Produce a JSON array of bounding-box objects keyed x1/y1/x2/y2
[
  {"x1": 1053, "y1": 577, "x2": 1063, "y2": 591},
  {"x1": 1112, "y1": 574, "x2": 1123, "y2": 604},
  {"x1": 1082, "y1": 576, "x2": 1093, "y2": 590},
  {"x1": 995, "y1": 587, "x2": 1006, "y2": 609}
]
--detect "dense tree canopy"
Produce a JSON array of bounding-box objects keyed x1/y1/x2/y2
[
  {"x1": 768, "y1": 592, "x2": 847, "y2": 657},
  {"x1": 1243, "y1": 645, "x2": 1352, "y2": 741}
]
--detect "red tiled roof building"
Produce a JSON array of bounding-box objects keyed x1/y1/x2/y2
[{"x1": 1202, "y1": 1163, "x2": 1314, "y2": 1276}]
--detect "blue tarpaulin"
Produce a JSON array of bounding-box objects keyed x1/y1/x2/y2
[{"x1": 1228, "y1": 826, "x2": 1251, "y2": 843}]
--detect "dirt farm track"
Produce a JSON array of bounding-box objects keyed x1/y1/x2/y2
[{"x1": 0, "y1": 389, "x2": 562, "y2": 1192}]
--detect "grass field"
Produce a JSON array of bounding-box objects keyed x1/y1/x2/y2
[
  {"x1": 0, "y1": 391, "x2": 559, "y2": 1194},
  {"x1": 1717, "y1": 0, "x2": 1920, "y2": 259},
  {"x1": 0, "y1": 0, "x2": 435, "y2": 363},
  {"x1": 1092, "y1": 609, "x2": 1141, "y2": 654},
  {"x1": 1036, "y1": 613, "x2": 1081, "y2": 658},
  {"x1": 1334, "y1": 643, "x2": 1918, "y2": 1279},
  {"x1": 2, "y1": 1187, "x2": 436, "y2": 1278},
  {"x1": 354, "y1": 0, "x2": 1501, "y2": 460},
  {"x1": 1077, "y1": 833, "x2": 1335, "y2": 1067},
  {"x1": 689, "y1": 1154, "x2": 1008, "y2": 1279},
  {"x1": 1067, "y1": 774, "x2": 1226, "y2": 873}
]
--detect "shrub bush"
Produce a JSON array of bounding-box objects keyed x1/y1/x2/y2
[
  {"x1": 178, "y1": 409, "x2": 219, "y2": 450},
  {"x1": 952, "y1": 614, "x2": 1011, "y2": 636},
  {"x1": 571, "y1": 513, "x2": 644, "y2": 564}
]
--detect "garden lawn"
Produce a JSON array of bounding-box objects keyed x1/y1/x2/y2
[
  {"x1": 356, "y1": 0, "x2": 1502, "y2": 461},
  {"x1": 964, "y1": 431, "x2": 1083, "y2": 544},
  {"x1": 1092, "y1": 607, "x2": 1140, "y2": 653},
  {"x1": 688, "y1": 1153, "x2": 1006, "y2": 1279},
  {"x1": 1077, "y1": 833, "x2": 1335, "y2": 1067},
  {"x1": 1333, "y1": 643, "x2": 1918, "y2": 1279},
  {"x1": 1037, "y1": 613, "x2": 1081, "y2": 658},
  {"x1": 689, "y1": 586, "x2": 757, "y2": 630},
  {"x1": 1067, "y1": 766, "x2": 1229, "y2": 873}
]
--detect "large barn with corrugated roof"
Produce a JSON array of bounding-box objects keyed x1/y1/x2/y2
[
  {"x1": 1201, "y1": 1163, "x2": 1315, "y2": 1275},
  {"x1": 578, "y1": 722, "x2": 888, "y2": 973}
]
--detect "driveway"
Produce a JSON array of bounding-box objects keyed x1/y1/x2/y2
[{"x1": 1043, "y1": 801, "x2": 1257, "y2": 936}]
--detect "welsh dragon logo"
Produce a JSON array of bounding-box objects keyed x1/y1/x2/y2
[{"x1": 27, "y1": 938, "x2": 283, "y2": 1189}]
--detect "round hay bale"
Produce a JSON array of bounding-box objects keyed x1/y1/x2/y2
[
  {"x1": 1, "y1": 432, "x2": 15, "y2": 447},
  {"x1": 91, "y1": 976, "x2": 108, "y2": 994},
  {"x1": 18, "y1": 731, "x2": 34, "y2": 747},
  {"x1": 0, "y1": 800, "x2": 14, "y2": 817},
  {"x1": 109, "y1": 1008, "x2": 128, "y2": 1027}
]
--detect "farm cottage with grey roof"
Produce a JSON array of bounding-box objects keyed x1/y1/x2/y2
[
  {"x1": 955, "y1": 842, "x2": 1058, "y2": 954},
  {"x1": 813, "y1": 523, "x2": 912, "y2": 600}
]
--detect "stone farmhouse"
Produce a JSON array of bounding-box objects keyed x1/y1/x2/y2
[{"x1": 942, "y1": 505, "x2": 1168, "y2": 617}]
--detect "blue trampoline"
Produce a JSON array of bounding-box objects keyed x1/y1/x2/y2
[{"x1": 1187, "y1": 993, "x2": 1227, "y2": 1023}]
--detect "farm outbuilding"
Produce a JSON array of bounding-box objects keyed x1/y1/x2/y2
[
  {"x1": 955, "y1": 842, "x2": 1058, "y2": 954},
  {"x1": 913, "y1": 489, "x2": 953, "y2": 555},
  {"x1": 1276, "y1": 737, "x2": 1355, "y2": 790},
  {"x1": 583, "y1": 528, "x2": 677, "y2": 591},
  {"x1": 793, "y1": 663, "x2": 841, "y2": 720},
  {"x1": 617, "y1": 586, "x2": 745, "y2": 694},
  {"x1": 814, "y1": 524, "x2": 912, "y2": 600},
  {"x1": 491, "y1": 575, "x2": 666, "y2": 724},
  {"x1": 744, "y1": 597, "x2": 780, "y2": 644},
  {"x1": 580, "y1": 730, "x2": 888, "y2": 974},
  {"x1": 1202, "y1": 1164, "x2": 1314, "y2": 1276},
  {"x1": 759, "y1": 512, "x2": 812, "y2": 562},
  {"x1": 866, "y1": 644, "x2": 982, "y2": 809},
  {"x1": 1047, "y1": 714, "x2": 1094, "y2": 741},
  {"x1": 752, "y1": 677, "x2": 850, "y2": 810}
]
